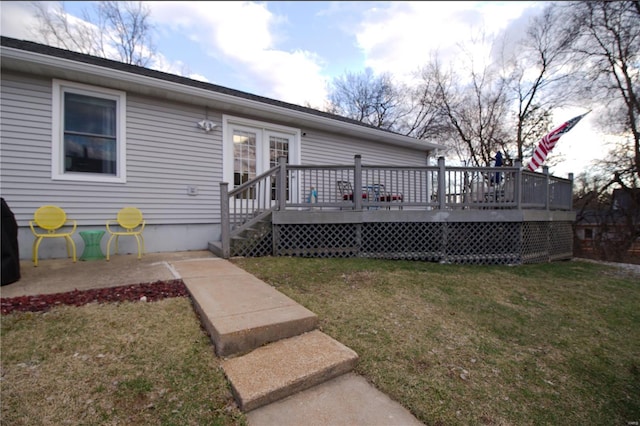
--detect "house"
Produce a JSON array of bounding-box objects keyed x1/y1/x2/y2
[
  {"x1": 0, "y1": 36, "x2": 446, "y2": 261},
  {"x1": 574, "y1": 188, "x2": 640, "y2": 261}
]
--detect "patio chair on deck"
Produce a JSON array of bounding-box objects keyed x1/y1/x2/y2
[
  {"x1": 337, "y1": 180, "x2": 361, "y2": 201},
  {"x1": 366, "y1": 184, "x2": 404, "y2": 210},
  {"x1": 368, "y1": 184, "x2": 403, "y2": 202},
  {"x1": 29, "y1": 205, "x2": 77, "y2": 267},
  {"x1": 106, "y1": 207, "x2": 145, "y2": 260}
]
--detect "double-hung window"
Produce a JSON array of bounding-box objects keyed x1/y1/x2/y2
[{"x1": 52, "y1": 80, "x2": 126, "y2": 183}]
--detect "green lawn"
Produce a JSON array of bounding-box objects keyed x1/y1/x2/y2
[
  {"x1": 3, "y1": 258, "x2": 638, "y2": 425},
  {"x1": 232, "y1": 257, "x2": 640, "y2": 426},
  {"x1": 1, "y1": 298, "x2": 246, "y2": 426}
]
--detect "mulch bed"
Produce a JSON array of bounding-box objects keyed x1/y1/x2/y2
[{"x1": 1, "y1": 280, "x2": 188, "y2": 315}]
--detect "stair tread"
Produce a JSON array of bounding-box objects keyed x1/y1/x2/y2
[
  {"x1": 180, "y1": 267, "x2": 318, "y2": 357},
  {"x1": 222, "y1": 330, "x2": 358, "y2": 412}
]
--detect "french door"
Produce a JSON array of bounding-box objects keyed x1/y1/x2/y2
[{"x1": 225, "y1": 117, "x2": 300, "y2": 205}]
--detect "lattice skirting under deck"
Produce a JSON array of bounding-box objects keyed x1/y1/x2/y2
[{"x1": 229, "y1": 221, "x2": 574, "y2": 265}]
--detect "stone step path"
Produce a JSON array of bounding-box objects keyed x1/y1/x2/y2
[
  {"x1": 246, "y1": 373, "x2": 425, "y2": 426},
  {"x1": 173, "y1": 257, "x2": 318, "y2": 356},
  {"x1": 171, "y1": 257, "x2": 424, "y2": 425},
  {"x1": 222, "y1": 330, "x2": 358, "y2": 411}
]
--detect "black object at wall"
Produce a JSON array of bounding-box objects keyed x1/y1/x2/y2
[{"x1": 2, "y1": 197, "x2": 20, "y2": 285}]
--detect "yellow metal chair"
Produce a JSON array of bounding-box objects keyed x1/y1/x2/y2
[
  {"x1": 106, "y1": 207, "x2": 145, "y2": 260},
  {"x1": 29, "y1": 205, "x2": 77, "y2": 267}
]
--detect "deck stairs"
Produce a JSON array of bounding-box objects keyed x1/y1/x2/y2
[{"x1": 208, "y1": 210, "x2": 273, "y2": 258}]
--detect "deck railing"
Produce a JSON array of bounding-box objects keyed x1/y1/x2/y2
[{"x1": 220, "y1": 155, "x2": 574, "y2": 257}]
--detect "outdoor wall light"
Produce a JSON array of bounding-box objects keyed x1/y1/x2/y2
[
  {"x1": 197, "y1": 106, "x2": 217, "y2": 132},
  {"x1": 197, "y1": 119, "x2": 218, "y2": 132}
]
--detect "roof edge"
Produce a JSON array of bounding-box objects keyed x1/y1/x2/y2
[{"x1": 0, "y1": 36, "x2": 447, "y2": 152}]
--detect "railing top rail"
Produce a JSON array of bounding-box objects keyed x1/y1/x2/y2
[
  {"x1": 522, "y1": 169, "x2": 572, "y2": 182},
  {"x1": 285, "y1": 163, "x2": 571, "y2": 178},
  {"x1": 445, "y1": 165, "x2": 520, "y2": 172},
  {"x1": 285, "y1": 164, "x2": 355, "y2": 170},
  {"x1": 549, "y1": 175, "x2": 573, "y2": 183},
  {"x1": 361, "y1": 165, "x2": 439, "y2": 171}
]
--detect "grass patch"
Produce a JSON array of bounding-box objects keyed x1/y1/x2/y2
[
  {"x1": 232, "y1": 257, "x2": 640, "y2": 425},
  {"x1": 1, "y1": 298, "x2": 245, "y2": 426}
]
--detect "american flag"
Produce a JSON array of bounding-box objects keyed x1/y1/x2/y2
[{"x1": 526, "y1": 112, "x2": 589, "y2": 172}]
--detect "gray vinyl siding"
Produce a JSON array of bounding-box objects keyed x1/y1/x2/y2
[
  {"x1": 1, "y1": 69, "x2": 432, "y2": 260},
  {"x1": 0, "y1": 71, "x2": 222, "y2": 227},
  {"x1": 300, "y1": 129, "x2": 429, "y2": 166},
  {"x1": 1, "y1": 73, "x2": 54, "y2": 219}
]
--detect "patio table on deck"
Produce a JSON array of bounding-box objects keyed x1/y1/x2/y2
[{"x1": 79, "y1": 229, "x2": 105, "y2": 261}]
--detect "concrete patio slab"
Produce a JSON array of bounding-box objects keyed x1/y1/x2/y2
[{"x1": 0, "y1": 250, "x2": 215, "y2": 298}]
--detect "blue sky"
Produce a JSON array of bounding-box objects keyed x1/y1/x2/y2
[{"x1": 0, "y1": 1, "x2": 600, "y2": 176}]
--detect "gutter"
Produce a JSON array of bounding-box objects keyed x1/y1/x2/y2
[{"x1": 1, "y1": 44, "x2": 447, "y2": 152}]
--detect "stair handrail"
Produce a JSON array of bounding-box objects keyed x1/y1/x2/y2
[{"x1": 220, "y1": 162, "x2": 283, "y2": 258}]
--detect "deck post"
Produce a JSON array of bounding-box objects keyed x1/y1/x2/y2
[
  {"x1": 568, "y1": 173, "x2": 574, "y2": 210},
  {"x1": 354, "y1": 155, "x2": 363, "y2": 211},
  {"x1": 438, "y1": 156, "x2": 446, "y2": 210},
  {"x1": 543, "y1": 166, "x2": 550, "y2": 211},
  {"x1": 220, "y1": 182, "x2": 230, "y2": 259},
  {"x1": 514, "y1": 159, "x2": 522, "y2": 209},
  {"x1": 278, "y1": 156, "x2": 287, "y2": 210}
]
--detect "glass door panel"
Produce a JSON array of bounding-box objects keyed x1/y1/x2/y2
[
  {"x1": 269, "y1": 134, "x2": 290, "y2": 201},
  {"x1": 233, "y1": 129, "x2": 257, "y2": 199}
]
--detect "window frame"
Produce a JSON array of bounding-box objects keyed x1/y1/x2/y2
[
  {"x1": 584, "y1": 228, "x2": 594, "y2": 239},
  {"x1": 52, "y1": 79, "x2": 127, "y2": 183}
]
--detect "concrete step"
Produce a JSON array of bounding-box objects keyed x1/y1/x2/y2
[
  {"x1": 172, "y1": 258, "x2": 318, "y2": 357},
  {"x1": 222, "y1": 330, "x2": 359, "y2": 412},
  {"x1": 246, "y1": 373, "x2": 425, "y2": 426}
]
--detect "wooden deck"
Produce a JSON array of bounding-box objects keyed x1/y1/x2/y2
[{"x1": 212, "y1": 156, "x2": 576, "y2": 264}]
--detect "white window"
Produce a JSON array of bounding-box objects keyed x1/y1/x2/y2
[{"x1": 52, "y1": 80, "x2": 126, "y2": 183}]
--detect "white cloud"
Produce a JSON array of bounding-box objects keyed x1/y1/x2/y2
[
  {"x1": 148, "y1": 1, "x2": 329, "y2": 108},
  {"x1": 355, "y1": 1, "x2": 541, "y2": 80},
  {"x1": 1, "y1": 1, "x2": 42, "y2": 41}
]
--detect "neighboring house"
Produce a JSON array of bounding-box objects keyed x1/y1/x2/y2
[
  {"x1": 574, "y1": 188, "x2": 640, "y2": 259},
  {"x1": 0, "y1": 36, "x2": 445, "y2": 261}
]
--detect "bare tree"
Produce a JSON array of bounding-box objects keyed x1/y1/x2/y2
[
  {"x1": 414, "y1": 47, "x2": 511, "y2": 167},
  {"x1": 563, "y1": 1, "x2": 640, "y2": 259},
  {"x1": 567, "y1": 0, "x2": 639, "y2": 183},
  {"x1": 96, "y1": 1, "x2": 156, "y2": 66},
  {"x1": 30, "y1": 1, "x2": 156, "y2": 66},
  {"x1": 31, "y1": 1, "x2": 100, "y2": 56},
  {"x1": 501, "y1": 3, "x2": 578, "y2": 162},
  {"x1": 400, "y1": 54, "x2": 453, "y2": 142},
  {"x1": 326, "y1": 68, "x2": 408, "y2": 130},
  {"x1": 325, "y1": 65, "x2": 452, "y2": 142}
]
